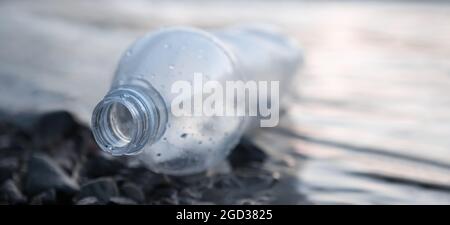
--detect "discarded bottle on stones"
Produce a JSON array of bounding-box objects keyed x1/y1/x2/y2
[{"x1": 91, "y1": 25, "x2": 302, "y2": 175}]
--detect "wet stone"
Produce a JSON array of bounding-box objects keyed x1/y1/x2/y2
[
  {"x1": 108, "y1": 196, "x2": 137, "y2": 205},
  {"x1": 0, "y1": 145, "x2": 28, "y2": 183},
  {"x1": 0, "y1": 110, "x2": 289, "y2": 205},
  {"x1": 34, "y1": 111, "x2": 79, "y2": 148},
  {"x1": 78, "y1": 177, "x2": 118, "y2": 203},
  {"x1": 119, "y1": 166, "x2": 166, "y2": 194},
  {"x1": 0, "y1": 180, "x2": 27, "y2": 204},
  {"x1": 120, "y1": 182, "x2": 145, "y2": 203},
  {"x1": 148, "y1": 186, "x2": 179, "y2": 205},
  {"x1": 82, "y1": 153, "x2": 125, "y2": 178},
  {"x1": 0, "y1": 155, "x2": 20, "y2": 184},
  {"x1": 76, "y1": 196, "x2": 101, "y2": 205},
  {"x1": 51, "y1": 140, "x2": 80, "y2": 174},
  {"x1": 30, "y1": 189, "x2": 57, "y2": 205},
  {"x1": 228, "y1": 138, "x2": 267, "y2": 169},
  {"x1": 24, "y1": 153, "x2": 79, "y2": 196}
]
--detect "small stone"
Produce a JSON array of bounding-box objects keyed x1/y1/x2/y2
[
  {"x1": 120, "y1": 182, "x2": 145, "y2": 203},
  {"x1": 0, "y1": 156, "x2": 20, "y2": 184},
  {"x1": 0, "y1": 146, "x2": 27, "y2": 184},
  {"x1": 0, "y1": 180, "x2": 27, "y2": 204},
  {"x1": 50, "y1": 140, "x2": 80, "y2": 174},
  {"x1": 78, "y1": 177, "x2": 118, "y2": 203},
  {"x1": 108, "y1": 196, "x2": 137, "y2": 205},
  {"x1": 148, "y1": 186, "x2": 179, "y2": 205},
  {"x1": 77, "y1": 126, "x2": 100, "y2": 155},
  {"x1": 82, "y1": 154, "x2": 125, "y2": 178},
  {"x1": 34, "y1": 111, "x2": 79, "y2": 148},
  {"x1": 228, "y1": 139, "x2": 267, "y2": 168},
  {"x1": 179, "y1": 188, "x2": 202, "y2": 199},
  {"x1": 24, "y1": 153, "x2": 79, "y2": 196},
  {"x1": 235, "y1": 198, "x2": 259, "y2": 205},
  {"x1": 30, "y1": 189, "x2": 57, "y2": 205},
  {"x1": 120, "y1": 166, "x2": 165, "y2": 194},
  {"x1": 76, "y1": 196, "x2": 101, "y2": 205}
]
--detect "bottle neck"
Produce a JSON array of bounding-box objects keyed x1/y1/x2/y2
[{"x1": 91, "y1": 84, "x2": 167, "y2": 156}]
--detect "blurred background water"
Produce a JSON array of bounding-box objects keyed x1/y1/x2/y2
[{"x1": 0, "y1": 0, "x2": 450, "y2": 204}]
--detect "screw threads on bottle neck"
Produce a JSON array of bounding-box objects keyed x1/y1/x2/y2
[{"x1": 91, "y1": 84, "x2": 166, "y2": 156}]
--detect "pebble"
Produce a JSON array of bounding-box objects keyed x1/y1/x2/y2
[
  {"x1": 34, "y1": 111, "x2": 79, "y2": 148},
  {"x1": 76, "y1": 196, "x2": 101, "y2": 205},
  {"x1": 30, "y1": 189, "x2": 57, "y2": 205},
  {"x1": 0, "y1": 155, "x2": 20, "y2": 184},
  {"x1": 227, "y1": 138, "x2": 267, "y2": 168},
  {"x1": 0, "y1": 180, "x2": 27, "y2": 204},
  {"x1": 82, "y1": 154, "x2": 125, "y2": 178},
  {"x1": 0, "y1": 145, "x2": 27, "y2": 184},
  {"x1": 109, "y1": 196, "x2": 137, "y2": 205},
  {"x1": 24, "y1": 153, "x2": 79, "y2": 196},
  {"x1": 0, "y1": 110, "x2": 278, "y2": 205},
  {"x1": 120, "y1": 182, "x2": 145, "y2": 203},
  {"x1": 78, "y1": 177, "x2": 118, "y2": 203}
]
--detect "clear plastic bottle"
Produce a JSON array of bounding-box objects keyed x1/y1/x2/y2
[{"x1": 91, "y1": 25, "x2": 301, "y2": 175}]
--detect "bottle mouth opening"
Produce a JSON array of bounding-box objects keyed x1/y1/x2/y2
[{"x1": 91, "y1": 89, "x2": 150, "y2": 156}]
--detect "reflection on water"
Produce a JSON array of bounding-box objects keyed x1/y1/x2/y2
[
  {"x1": 260, "y1": 128, "x2": 450, "y2": 204},
  {"x1": 1, "y1": 0, "x2": 450, "y2": 204}
]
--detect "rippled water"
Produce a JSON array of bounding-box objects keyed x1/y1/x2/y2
[{"x1": 0, "y1": 0, "x2": 449, "y2": 204}]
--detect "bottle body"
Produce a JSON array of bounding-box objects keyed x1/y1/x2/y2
[{"x1": 92, "y1": 26, "x2": 301, "y2": 175}]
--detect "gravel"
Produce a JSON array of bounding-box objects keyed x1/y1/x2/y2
[{"x1": 0, "y1": 110, "x2": 299, "y2": 205}]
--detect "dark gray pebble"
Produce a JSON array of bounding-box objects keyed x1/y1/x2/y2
[
  {"x1": 82, "y1": 154, "x2": 125, "y2": 178},
  {"x1": 120, "y1": 182, "x2": 145, "y2": 203},
  {"x1": 227, "y1": 138, "x2": 267, "y2": 168},
  {"x1": 0, "y1": 156, "x2": 20, "y2": 184},
  {"x1": 0, "y1": 180, "x2": 27, "y2": 204},
  {"x1": 78, "y1": 177, "x2": 118, "y2": 203},
  {"x1": 76, "y1": 196, "x2": 101, "y2": 205},
  {"x1": 0, "y1": 145, "x2": 28, "y2": 183},
  {"x1": 34, "y1": 111, "x2": 79, "y2": 148},
  {"x1": 30, "y1": 189, "x2": 57, "y2": 205},
  {"x1": 108, "y1": 196, "x2": 137, "y2": 205},
  {"x1": 24, "y1": 153, "x2": 79, "y2": 196}
]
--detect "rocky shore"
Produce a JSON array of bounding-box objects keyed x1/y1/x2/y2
[{"x1": 0, "y1": 110, "x2": 293, "y2": 205}]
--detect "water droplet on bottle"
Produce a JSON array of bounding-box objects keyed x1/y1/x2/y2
[
  {"x1": 198, "y1": 141, "x2": 202, "y2": 144},
  {"x1": 180, "y1": 133, "x2": 187, "y2": 138},
  {"x1": 169, "y1": 65, "x2": 175, "y2": 70},
  {"x1": 163, "y1": 44, "x2": 169, "y2": 48}
]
